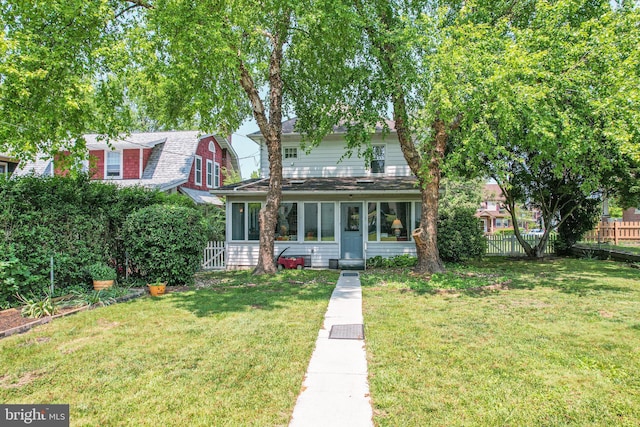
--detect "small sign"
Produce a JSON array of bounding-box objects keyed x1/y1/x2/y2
[{"x1": 1, "y1": 405, "x2": 69, "y2": 427}]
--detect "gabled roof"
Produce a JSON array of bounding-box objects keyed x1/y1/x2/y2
[
  {"x1": 215, "y1": 176, "x2": 419, "y2": 197},
  {"x1": 13, "y1": 154, "x2": 54, "y2": 177}
]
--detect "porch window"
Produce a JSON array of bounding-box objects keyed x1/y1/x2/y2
[
  {"x1": 231, "y1": 203, "x2": 245, "y2": 241},
  {"x1": 414, "y1": 202, "x2": 422, "y2": 231},
  {"x1": 195, "y1": 156, "x2": 202, "y2": 186},
  {"x1": 368, "y1": 202, "x2": 410, "y2": 241},
  {"x1": 370, "y1": 145, "x2": 385, "y2": 174},
  {"x1": 276, "y1": 203, "x2": 298, "y2": 241},
  {"x1": 321, "y1": 203, "x2": 335, "y2": 241},
  {"x1": 231, "y1": 202, "x2": 261, "y2": 241},
  {"x1": 0, "y1": 162, "x2": 6, "y2": 178},
  {"x1": 106, "y1": 151, "x2": 122, "y2": 178},
  {"x1": 303, "y1": 202, "x2": 335, "y2": 242}
]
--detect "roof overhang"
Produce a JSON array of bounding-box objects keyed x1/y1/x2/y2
[{"x1": 214, "y1": 177, "x2": 421, "y2": 197}]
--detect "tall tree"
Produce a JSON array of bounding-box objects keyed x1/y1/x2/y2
[
  {"x1": 132, "y1": 0, "x2": 335, "y2": 274},
  {"x1": 442, "y1": 0, "x2": 640, "y2": 257},
  {"x1": 0, "y1": 1, "x2": 150, "y2": 161},
  {"x1": 289, "y1": 0, "x2": 467, "y2": 274}
]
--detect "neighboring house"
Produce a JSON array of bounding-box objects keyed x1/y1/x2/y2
[
  {"x1": 475, "y1": 183, "x2": 541, "y2": 234},
  {"x1": 13, "y1": 131, "x2": 240, "y2": 205},
  {"x1": 475, "y1": 184, "x2": 512, "y2": 234},
  {"x1": 623, "y1": 207, "x2": 640, "y2": 222},
  {"x1": 214, "y1": 118, "x2": 422, "y2": 269},
  {"x1": 0, "y1": 153, "x2": 19, "y2": 178}
]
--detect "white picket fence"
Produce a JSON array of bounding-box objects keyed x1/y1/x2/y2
[
  {"x1": 202, "y1": 241, "x2": 225, "y2": 270},
  {"x1": 485, "y1": 235, "x2": 557, "y2": 256}
]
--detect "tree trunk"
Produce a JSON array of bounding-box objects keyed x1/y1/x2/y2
[
  {"x1": 413, "y1": 120, "x2": 446, "y2": 274},
  {"x1": 236, "y1": 27, "x2": 287, "y2": 275},
  {"x1": 253, "y1": 134, "x2": 282, "y2": 274}
]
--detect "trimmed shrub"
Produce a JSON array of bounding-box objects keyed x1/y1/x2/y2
[
  {"x1": 0, "y1": 175, "x2": 182, "y2": 307},
  {"x1": 123, "y1": 205, "x2": 207, "y2": 286},
  {"x1": 437, "y1": 208, "x2": 487, "y2": 262},
  {"x1": 555, "y1": 198, "x2": 601, "y2": 255}
]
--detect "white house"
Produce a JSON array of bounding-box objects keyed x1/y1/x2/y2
[{"x1": 215, "y1": 119, "x2": 424, "y2": 269}]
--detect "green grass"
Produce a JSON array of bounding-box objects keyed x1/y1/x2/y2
[
  {"x1": 579, "y1": 242, "x2": 640, "y2": 255},
  {"x1": 0, "y1": 269, "x2": 338, "y2": 426},
  {"x1": 362, "y1": 258, "x2": 640, "y2": 426}
]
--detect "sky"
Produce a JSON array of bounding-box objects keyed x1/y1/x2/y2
[{"x1": 230, "y1": 119, "x2": 260, "y2": 179}]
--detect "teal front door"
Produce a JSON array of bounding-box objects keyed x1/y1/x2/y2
[{"x1": 341, "y1": 202, "x2": 363, "y2": 259}]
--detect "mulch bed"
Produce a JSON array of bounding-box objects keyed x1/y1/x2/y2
[{"x1": 0, "y1": 288, "x2": 153, "y2": 339}]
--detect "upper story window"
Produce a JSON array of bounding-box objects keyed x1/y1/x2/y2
[
  {"x1": 370, "y1": 145, "x2": 385, "y2": 174},
  {"x1": 283, "y1": 147, "x2": 298, "y2": 160},
  {"x1": 214, "y1": 163, "x2": 220, "y2": 187},
  {"x1": 206, "y1": 159, "x2": 213, "y2": 188},
  {"x1": 209, "y1": 141, "x2": 216, "y2": 154},
  {"x1": 195, "y1": 156, "x2": 202, "y2": 186},
  {"x1": 106, "y1": 151, "x2": 122, "y2": 179}
]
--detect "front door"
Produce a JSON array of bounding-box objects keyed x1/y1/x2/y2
[{"x1": 341, "y1": 202, "x2": 363, "y2": 259}]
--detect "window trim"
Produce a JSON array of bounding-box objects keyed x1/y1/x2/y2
[
  {"x1": 214, "y1": 162, "x2": 220, "y2": 188},
  {"x1": 206, "y1": 159, "x2": 213, "y2": 188},
  {"x1": 303, "y1": 202, "x2": 336, "y2": 243},
  {"x1": 230, "y1": 202, "x2": 262, "y2": 241},
  {"x1": 195, "y1": 155, "x2": 203, "y2": 186},
  {"x1": 369, "y1": 144, "x2": 386, "y2": 174},
  {"x1": 283, "y1": 147, "x2": 298, "y2": 160},
  {"x1": 105, "y1": 150, "x2": 123, "y2": 180},
  {"x1": 367, "y1": 200, "x2": 414, "y2": 242}
]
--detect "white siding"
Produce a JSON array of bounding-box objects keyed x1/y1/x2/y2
[
  {"x1": 226, "y1": 242, "x2": 340, "y2": 269},
  {"x1": 260, "y1": 136, "x2": 411, "y2": 178},
  {"x1": 365, "y1": 242, "x2": 417, "y2": 259}
]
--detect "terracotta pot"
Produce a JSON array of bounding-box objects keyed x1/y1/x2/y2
[
  {"x1": 148, "y1": 283, "x2": 167, "y2": 296},
  {"x1": 93, "y1": 279, "x2": 114, "y2": 291}
]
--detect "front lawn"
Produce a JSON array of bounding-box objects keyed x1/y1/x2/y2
[
  {"x1": 362, "y1": 258, "x2": 640, "y2": 426},
  {"x1": 0, "y1": 270, "x2": 338, "y2": 426}
]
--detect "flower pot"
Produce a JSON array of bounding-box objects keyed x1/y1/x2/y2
[
  {"x1": 93, "y1": 279, "x2": 114, "y2": 291},
  {"x1": 148, "y1": 283, "x2": 167, "y2": 296}
]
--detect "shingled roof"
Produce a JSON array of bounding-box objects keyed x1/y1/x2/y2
[
  {"x1": 248, "y1": 118, "x2": 397, "y2": 139},
  {"x1": 215, "y1": 176, "x2": 420, "y2": 196}
]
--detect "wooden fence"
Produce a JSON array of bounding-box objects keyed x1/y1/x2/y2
[
  {"x1": 202, "y1": 241, "x2": 225, "y2": 270},
  {"x1": 583, "y1": 221, "x2": 640, "y2": 245},
  {"x1": 485, "y1": 235, "x2": 557, "y2": 256}
]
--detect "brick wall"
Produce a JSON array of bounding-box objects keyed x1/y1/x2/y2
[{"x1": 123, "y1": 149, "x2": 140, "y2": 179}]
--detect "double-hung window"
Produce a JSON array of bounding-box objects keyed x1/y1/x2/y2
[
  {"x1": 214, "y1": 163, "x2": 220, "y2": 188},
  {"x1": 370, "y1": 145, "x2": 385, "y2": 174},
  {"x1": 206, "y1": 160, "x2": 213, "y2": 188},
  {"x1": 105, "y1": 151, "x2": 122, "y2": 179},
  {"x1": 195, "y1": 156, "x2": 202, "y2": 186}
]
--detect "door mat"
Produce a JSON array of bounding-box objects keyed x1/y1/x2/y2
[{"x1": 329, "y1": 324, "x2": 365, "y2": 340}]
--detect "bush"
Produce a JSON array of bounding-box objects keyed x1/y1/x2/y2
[
  {"x1": 437, "y1": 208, "x2": 487, "y2": 262},
  {"x1": 0, "y1": 175, "x2": 185, "y2": 307},
  {"x1": 555, "y1": 198, "x2": 601, "y2": 255},
  {"x1": 123, "y1": 205, "x2": 207, "y2": 286}
]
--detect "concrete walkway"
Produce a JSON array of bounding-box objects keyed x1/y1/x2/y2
[{"x1": 289, "y1": 271, "x2": 374, "y2": 427}]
